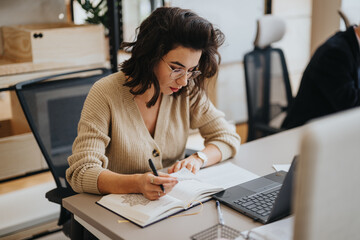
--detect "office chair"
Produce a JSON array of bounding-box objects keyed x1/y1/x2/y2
[
  {"x1": 244, "y1": 15, "x2": 293, "y2": 142},
  {"x1": 13, "y1": 68, "x2": 111, "y2": 235}
]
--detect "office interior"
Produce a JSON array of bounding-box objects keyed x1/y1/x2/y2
[{"x1": 0, "y1": 0, "x2": 359, "y2": 239}]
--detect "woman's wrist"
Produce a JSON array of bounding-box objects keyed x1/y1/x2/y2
[
  {"x1": 192, "y1": 154, "x2": 205, "y2": 167},
  {"x1": 132, "y1": 174, "x2": 143, "y2": 193},
  {"x1": 98, "y1": 171, "x2": 143, "y2": 194}
]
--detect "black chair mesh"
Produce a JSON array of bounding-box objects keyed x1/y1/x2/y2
[
  {"x1": 15, "y1": 68, "x2": 111, "y2": 227},
  {"x1": 244, "y1": 48, "x2": 293, "y2": 141}
]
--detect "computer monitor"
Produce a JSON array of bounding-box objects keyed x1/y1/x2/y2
[{"x1": 294, "y1": 107, "x2": 360, "y2": 240}]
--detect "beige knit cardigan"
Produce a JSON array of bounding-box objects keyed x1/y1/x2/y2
[{"x1": 66, "y1": 71, "x2": 240, "y2": 194}]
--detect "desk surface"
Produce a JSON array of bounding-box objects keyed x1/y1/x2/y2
[{"x1": 63, "y1": 127, "x2": 303, "y2": 240}]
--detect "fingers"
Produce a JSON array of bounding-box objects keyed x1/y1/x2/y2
[
  {"x1": 190, "y1": 161, "x2": 201, "y2": 174},
  {"x1": 158, "y1": 172, "x2": 175, "y2": 178},
  {"x1": 186, "y1": 161, "x2": 195, "y2": 172},
  {"x1": 151, "y1": 174, "x2": 178, "y2": 185},
  {"x1": 143, "y1": 173, "x2": 177, "y2": 200},
  {"x1": 168, "y1": 160, "x2": 181, "y2": 173},
  {"x1": 148, "y1": 174, "x2": 178, "y2": 193},
  {"x1": 168, "y1": 158, "x2": 202, "y2": 174},
  {"x1": 153, "y1": 190, "x2": 164, "y2": 199},
  {"x1": 169, "y1": 160, "x2": 188, "y2": 173},
  {"x1": 144, "y1": 190, "x2": 165, "y2": 201}
]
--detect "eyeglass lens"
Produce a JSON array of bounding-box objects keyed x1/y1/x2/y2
[{"x1": 171, "y1": 69, "x2": 201, "y2": 80}]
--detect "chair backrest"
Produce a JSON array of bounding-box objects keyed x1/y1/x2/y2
[
  {"x1": 15, "y1": 68, "x2": 111, "y2": 190},
  {"x1": 244, "y1": 15, "x2": 293, "y2": 141}
]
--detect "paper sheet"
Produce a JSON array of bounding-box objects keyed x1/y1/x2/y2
[
  {"x1": 170, "y1": 162, "x2": 259, "y2": 189},
  {"x1": 197, "y1": 162, "x2": 259, "y2": 189},
  {"x1": 272, "y1": 164, "x2": 290, "y2": 172}
]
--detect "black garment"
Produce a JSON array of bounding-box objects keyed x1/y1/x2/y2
[{"x1": 282, "y1": 26, "x2": 360, "y2": 129}]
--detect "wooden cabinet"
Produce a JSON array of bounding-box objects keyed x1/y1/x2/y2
[{"x1": 1, "y1": 23, "x2": 105, "y2": 75}]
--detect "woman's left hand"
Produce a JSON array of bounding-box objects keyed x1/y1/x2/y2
[{"x1": 167, "y1": 156, "x2": 202, "y2": 174}]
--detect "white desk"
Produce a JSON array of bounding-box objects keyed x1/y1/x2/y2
[{"x1": 63, "y1": 127, "x2": 303, "y2": 240}]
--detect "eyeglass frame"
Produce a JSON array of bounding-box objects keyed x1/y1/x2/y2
[{"x1": 161, "y1": 58, "x2": 202, "y2": 81}]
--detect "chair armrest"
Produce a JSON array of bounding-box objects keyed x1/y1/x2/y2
[{"x1": 46, "y1": 187, "x2": 76, "y2": 205}]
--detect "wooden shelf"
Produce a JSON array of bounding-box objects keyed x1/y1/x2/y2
[
  {"x1": 0, "y1": 55, "x2": 78, "y2": 77},
  {"x1": 0, "y1": 61, "x2": 109, "y2": 88},
  {"x1": 0, "y1": 55, "x2": 111, "y2": 77}
]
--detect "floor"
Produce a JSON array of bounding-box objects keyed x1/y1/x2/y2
[
  {"x1": 0, "y1": 123, "x2": 247, "y2": 240},
  {"x1": 236, "y1": 123, "x2": 248, "y2": 144},
  {"x1": 0, "y1": 172, "x2": 69, "y2": 240},
  {"x1": 36, "y1": 231, "x2": 69, "y2": 240},
  {"x1": 2, "y1": 221, "x2": 70, "y2": 240}
]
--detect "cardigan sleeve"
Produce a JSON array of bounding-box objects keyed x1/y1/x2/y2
[
  {"x1": 189, "y1": 88, "x2": 240, "y2": 161},
  {"x1": 66, "y1": 80, "x2": 111, "y2": 194}
]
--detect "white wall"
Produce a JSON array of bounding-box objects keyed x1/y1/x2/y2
[
  {"x1": 170, "y1": 0, "x2": 264, "y2": 64},
  {"x1": 0, "y1": 0, "x2": 67, "y2": 56},
  {"x1": 169, "y1": 0, "x2": 312, "y2": 123},
  {"x1": 340, "y1": 0, "x2": 360, "y2": 30},
  {"x1": 170, "y1": 0, "x2": 264, "y2": 123},
  {"x1": 0, "y1": 0, "x2": 66, "y2": 26},
  {"x1": 217, "y1": 63, "x2": 248, "y2": 123},
  {"x1": 272, "y1": 0, "x2": 312, "y2": 95},
  {"x1": 75, "y1": 0, "x2": 313, "y2": 124}
]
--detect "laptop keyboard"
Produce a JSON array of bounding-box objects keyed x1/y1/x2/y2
[{"x1": 233, "y1": 189, "x2": 279, "y2": 217}]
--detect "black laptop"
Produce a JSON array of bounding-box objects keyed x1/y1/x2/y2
[{"x1": 213, "y1": 156, "x2": 297, "y2": 224}]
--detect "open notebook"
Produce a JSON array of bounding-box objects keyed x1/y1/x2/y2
[{"x1": 96, "y1": 162, "x2": 258, "y2": 227}]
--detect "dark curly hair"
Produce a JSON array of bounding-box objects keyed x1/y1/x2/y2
[{"x1": 120, "y1": 7, "x2": 225, "y2": 107}]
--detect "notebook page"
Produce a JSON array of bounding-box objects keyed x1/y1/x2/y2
[
  {"x1": 167, "y1": 179, "x2": 222, "y2": 204},
  {"x1": 197, "y1": 162, "x2": 259, "y2": 189}
]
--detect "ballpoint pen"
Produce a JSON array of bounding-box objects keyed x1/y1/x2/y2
[
  {"x1": 148, "y1": 158, "x2": 165, "y2": 192},
  {"x1": 216, "y1": 200, "x2": 225, "y2": 225}
]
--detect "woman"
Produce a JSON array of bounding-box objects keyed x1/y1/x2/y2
[{"x1": 66, "y1": 7, "x2": 240, "y2": 200}]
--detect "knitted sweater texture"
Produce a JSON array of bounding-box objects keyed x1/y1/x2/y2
[{"x1": 66, "y1": 71, "x2": 240, "y2": 194}]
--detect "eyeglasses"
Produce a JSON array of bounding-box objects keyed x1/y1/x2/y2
[{"x1": 162, "y1": 59, "x2": 201, "y2": 81}]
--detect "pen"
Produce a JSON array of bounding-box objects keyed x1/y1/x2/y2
[
  {"x1": 148, "y1": 159, "x2": 165, "y2": 192},
  {"x1": 216, "y1": 200, "x2": 225, "y2": 225}
]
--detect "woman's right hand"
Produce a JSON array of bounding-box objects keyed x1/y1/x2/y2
[{"x1": 137, "y1": 172, "x2": 178, "y2": 200}]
